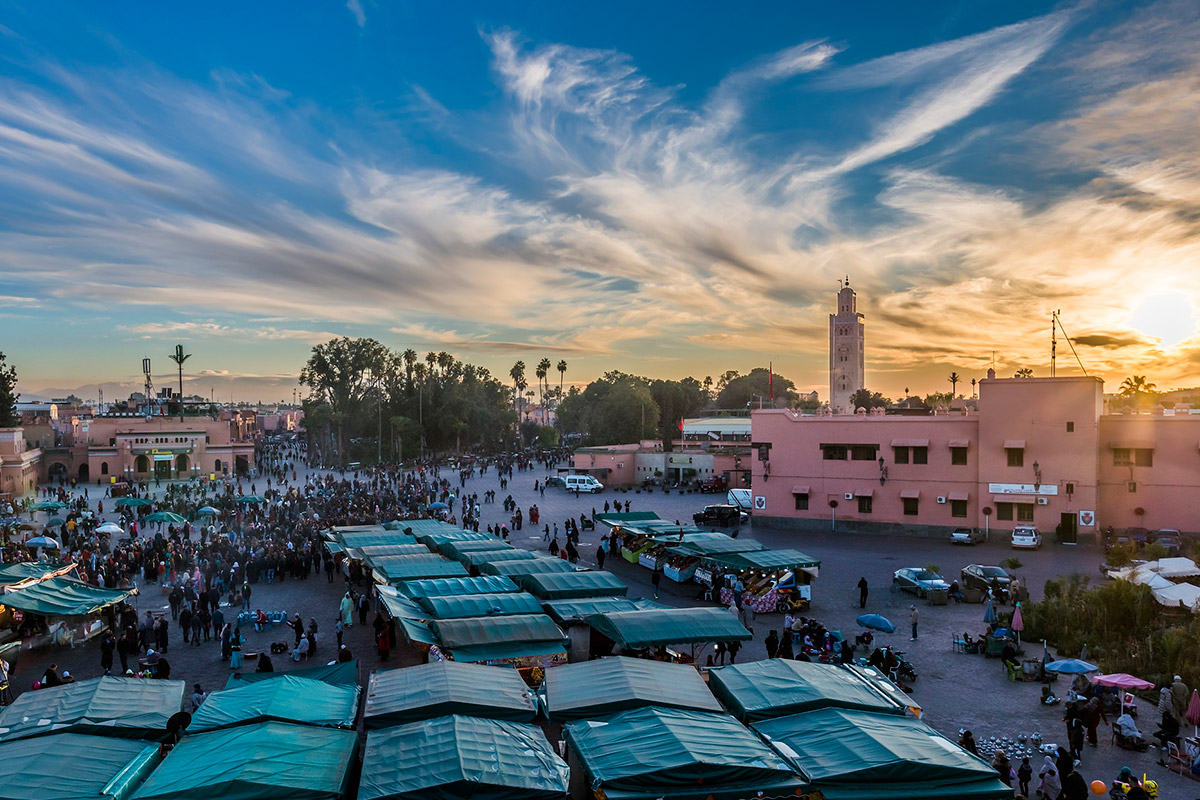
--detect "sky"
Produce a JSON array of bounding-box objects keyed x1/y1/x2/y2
[{"x1": 1, "y1": 0, "x2": 1199, "y2": 403}]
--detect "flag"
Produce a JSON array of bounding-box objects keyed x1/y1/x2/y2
[
  {"x1": 677, "y1": 418, "x2": 683, "y2": 431},
  {"x1": 768, "y1": 362, "x2": 774, "y2": 404}
]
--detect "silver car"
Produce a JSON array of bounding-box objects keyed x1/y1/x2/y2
[{"x1": 950, "y1": 527, "x2": 984, "y2": 545}]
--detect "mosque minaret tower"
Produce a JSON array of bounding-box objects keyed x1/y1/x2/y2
[{"x1": 829, "y1": 277, "x2": 865, "y2": 413}]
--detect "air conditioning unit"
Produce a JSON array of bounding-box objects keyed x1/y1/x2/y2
[
  {"x1": 1037, "y1": 497, "x2": 1049, "y2": 505},
  {"x1": 844, "y1": 493, "x2": 854, "y2": 500},
  {"x1": 936, "y1": 496, "x2": 947, "y2": 504}
]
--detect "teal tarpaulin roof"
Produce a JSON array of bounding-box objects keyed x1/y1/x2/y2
[
  {"x1": 131, "y1": 721, "x2": 357, "y2": 800},
  {"x1": 1, "y1": 577, "x2": 135, "y2": 616},
  {"x1": 398, "y1": 617, "x2": 440, "y2": 646},
  {"x1": 667, "y1": 538, "x2": 766, "y2": 556},
  {"x1": 565, "y1": 707, "x2": 802, "y2": 800},
  {"x1": 224, "y1": 660, "x2": 359, "y2": 690},
  {"x1": 0, "y1": 732, "x2": 161, "y2": 800},
  {"x1": 461, "y1": 549, "x2": 539, "y2": 568},
  {"x1": 432, "y1": 614, "x2": 569, "y2": 662},
  {"x1": 594, "y1": 512, "x2": 663, "y2": 527},
  {"x1": 335, "y1": 532, "x2": 415, "y2": 548},
  {"x1": 359, "y1": 715, "x2": 569, "y2": 800},
  {"x1": 398, "y1": 575, "x2": 519, "y2": 599},
  {"x1": 364, "y1": 661, "x2": 537, "y2": 728},
  {"x1": 708, "y1": 659, "x2": 907, "y2": 722},
  {"x1": 189, "y1": 675, "x2": 360, "y2": 732},
  {"x1": 376, "y1": 559, "x2": 468, "y2": 582},
  {"x1": 416, "y1": 530, "x2": 496, "y2": 547},
  {"x1": 518, "y1": 570, "x2": 628, "y2": 599},
  {"x1": 378, "y1": 586, "x2": 428, "y2": 620},
  {"x1": 752, "y1": 708, "x2": 1012, "y2": 800},
  {"x1": 480, "y1": 557, "x2": 576, "y2": 578},
  {"x1": 438, "y1": 539, "x2": 513, "y2": 560},
  {"x1": 707, "y1": 548, "x2": 821, "y2": 572},
  {"x1": 585, "y1": 607, "x2": 751, "y2": 649},
  {"x1": 418, "y1": 592, "x2": 545, "y2": 620},
  {"x1": 0, "y1": 676, "x2": 184, "y2": 742},
  {"x1": 353, "y1": 544, "x2": 432, "y2": 558},
  {"x1": 0, "y1": 561, "x2": 74, "y2": 586},
  {"x1": 544, "y1": 657, "x2": 723, "y2": 721},
  {"x1": 542, "y1": 596, "x2": 641, "y2": 623}
]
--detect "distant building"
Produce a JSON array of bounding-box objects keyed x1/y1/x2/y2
[
  {"x1": 829, "y1": 279, "x2": 865, "y2": 414},
  {"x1": 0, "y1": 428, "x2": 41, "y2": 498}
]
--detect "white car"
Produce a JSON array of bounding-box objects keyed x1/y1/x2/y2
[{"x1": 1010, "y1": 525, "x2": 1042, "y2": 549}]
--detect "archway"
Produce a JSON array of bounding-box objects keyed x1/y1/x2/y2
[
  {"x1": 235, "y1": 455, "x2": 249, "y2": 476},
  {"x1": 176, "y1": 454, "x2": 189, "y2": 474},
  {"x1": 78, "y1": 463, "x2": 90, "y2": 482},
  {"x1": 101, "y1": 462, "x2": 109, "y2": 476},
  {"x1": 48, "y1": 462, "x2": 68, "y2": 482},
  {"x1": 213, "y1": 459, "x2": 222, "y2": 474},
  {"x1": 135, "y1": 455, "x2": 149, "y2": 474}
]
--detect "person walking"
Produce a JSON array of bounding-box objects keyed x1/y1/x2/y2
[
  {"x1": 99, "y1": 631, "x2": 115, "y2": 675},
  {"x1": 857, "y1": 577, "x2": 869, "y2": 609},
  {"x1": 909, "y1": 605, "x2": 919, "y2": 640},
  {"x1": 241, "y1": 582, "x2": 252, "y2": 611},
  {"x1": 229, "y1": 627, "x2": 244, "y2": 671},
  {"x1": 339, "y1": 592, "x2": 353, "y2": 628},
  {"x1": 651, "y1": 565, "x2": 662, "y2": 599},
  {"x1": 595, "y1": 544, "x2": 606, "y2": 570},
  {"x1": 764, "y1": 629, "x2": 779, "y2": 659}
]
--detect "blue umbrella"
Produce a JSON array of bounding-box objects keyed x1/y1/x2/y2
[
  {"x1": 1044, "y1": 658, "x2": 1099, "y2": 674},
  {"x1": 428, "y1": 502, "x2": 449, "y2": 511},
  {"x1": 856, "y1": 614, "x2": 895, "y2": 633},
  {"x1": 196, "y1": 506, "x2": 220, "y2": 516}
]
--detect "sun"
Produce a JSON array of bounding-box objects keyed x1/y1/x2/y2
[{"x1": 1129, "y1": 294, "x2": 1197, "y2": 346}]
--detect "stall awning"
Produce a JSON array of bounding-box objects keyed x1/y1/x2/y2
[
  {"x1": 584, "y1": 607, "x2": 751, "y2": 649},
  {"x1": 0, "y1": 676, "x2": 184, "y2": 743},
  {"x1": 890, "y1": 439, "x2": 929, "y2": 447},
  {"x1": 188, "y1": 675, "x2": 360, "y2": 733},
  {"x1": 517, "y1": 570, "x2": 628, "y2": 600},
  {"x1": 225, "y1": 660, "x2": 359, "y2": 690},
  {"x1": 708, "y1": 549, "x2": 822, "y2": 574},
  {"x1": 0, "y1": 577, "x2": 135, "y2": 617},
  {"x1": 708, "y1": 659, "x2": 908, "y2": 722},
  {"x1": 364, "y1": 661, "x2": 537, "y2": 727},
  {"x1": 398, "y1": 575, "x2": 519, "y2": 599},
  {"x1": 948, "y1": 491, "x2": 970, "y2": 501},
  {"x1": 0, "y1": 733, "x2": 161, "y2": 800},
  {"x1": 544, "y1": 656, "x2": 723, "y2": 722},
  {"x1": 417, "y1": 592, "x2": 544, "y2": 620},
  {"x1": 431, "y1": 614, "x2": 569, "y2": 662},
  {"x1": 947, "y1": 439, "x2": 970, "y2": 448},
  {"x1": 899, "y1": 489, "x2": 921, "y2": 499},
  {"x1": 791, "y1": 485, "x2": 810, "y2": 495},
  {"x1": 1003, "y1": 440, "x2": 1025, "y2": 449}
]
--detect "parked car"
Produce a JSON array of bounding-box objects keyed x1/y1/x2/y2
[
  {"x1": 698, "y1": 476, "x2": 728, "y2": 493},
  {"x1": 693, "y1": 504, "x2": 749, "y2": 527},
  {"x1": 960, "y1": 564, "x2": 1012, "y2": 600},
  {"x1": 893, "y1": 567, "x2": 951, "y2": 598},
  {"x1": 1010, "y1": 526, "x2": 1042, "y2": 549},
  {"x1": 1124, "y1": 527, "x2": 1151, "y2": 546},
  {"x1": 1149, "y1": 529, "x2": 1184, "y2": 557},
  {"x1": 563, "y1": 475, "x2": 604, "y2": 494},
  {"x1": 544, "y1": 475, "x2": 566, "y2": 488},
  {"x1": 950, "y1": 527, "x2": 985, "y2": 545}
]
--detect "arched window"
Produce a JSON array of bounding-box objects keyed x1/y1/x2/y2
[{"x1": 101, "y1": 462, "x2": 109, "y2": 475}]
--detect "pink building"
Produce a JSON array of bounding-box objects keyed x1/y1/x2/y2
[{"x1": 751, "y1": 374, "x2": 1200, "y2": 537}]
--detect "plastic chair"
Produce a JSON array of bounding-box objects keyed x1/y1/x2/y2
[
  {"x1": 1005, "y1": 661, "x2": 1022, "y2": 682},
  {"x1": 952, "y1": 635, "x2": 967, "y2": 653}
]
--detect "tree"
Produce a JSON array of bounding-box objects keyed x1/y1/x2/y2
[
  {"x1": 0, "y1": 351, "x2": 18, "y2": 428},
  {"x1": 715, "y1": 368, "x2": 798, "y2": 409},
  {"x1": 1118, "y1": 375, "x2": 1157, "y2": 398},
  {"x1": 557, "y1": 372, "x2": 658, "y2": 445},
  {"x1": 1014, "y1": 368, "x2": 1034, "y2": 378},
  {"x1": 168, "y1": 344, "x2": 192, "y2": 420},
  {"x1": 948, "y1": 371, "x2": 960, "y2": 398},
  {"x1": 850, "y1": 388, "x2": 891, "y2": 411},
  {"x1": 649, "y1": 377, "x2": 709, "y2": 448},
  {"x1": 536, "y1": 358, "x2": 551, "y2": 417},
  {"x1": 556, "y1": 360, "x2": 567, "y2": 401},
  {"x1": 509, "y1": 361, "x2": 526, "y2": 413}
]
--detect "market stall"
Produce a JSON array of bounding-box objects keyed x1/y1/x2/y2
[
  {"x1": 0, "y1": 676, "x2": 184, "y2": 743},
  {"x1": 704, "y1": 549, "x2": 821, "y2": 613},
  {"x1": 707, "y1": 659, "x2": 909, "y2": 722},
  {"x1": 189, "y1": 675, "x2": 360, "y2": 733},
  {"x1": 542, "y1": 597, "x2": 666, "y2": 625},
  {"x1": 543, "y1": 656, "x2": 722, "y2": 722},
  {"x1": 437, "y1": 539, "x2": 513, "y2": 561},
  {"x1": 397, "y1": 575, "x2": 519, "y2": 600},
  {"x1": 225, "y1": 659, "x2": 358, "y2": 689},
  {"x1": 431, "y1": 613, "x2": 570, "y2": 671},
  {"x1": 662, "y1": 537, "x2": 765, "y2": 583},
  {"x1": 480, "y1": 557, "x2": 576, "y2": 580},
  {"x1": 363, "y1": 661, "x2": 537, "y2": 727},
  {"x1": 0, "y1": 732, "x2": 161, "y2": 800},
  {"x1": 372, "y1": 558, "x2": 469, "y2": 584},
  {"x1": 460, "y1": 548, "x2": 541, "y2": 570},
  {"x1": 416, "y1": 591, "x2": 544, "y2": 620},
  {"x1": 582, "y1": 607, "x2": 751, "y2": 660}
]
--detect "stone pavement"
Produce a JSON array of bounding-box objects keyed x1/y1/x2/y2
[{"x1": 8, "y1": 463, "x2": 1193, "y2": 795}]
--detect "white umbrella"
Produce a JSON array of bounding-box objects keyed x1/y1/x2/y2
[
  {"x1": 96, "y1": 522, "x2": 124, "y2": 534},
  {"x1": 24, "y1": 536, "x2": 61, "y2": 549}
]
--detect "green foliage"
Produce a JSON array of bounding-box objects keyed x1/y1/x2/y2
[
  {"x1": 1025, "y1": 573, "x2": 1200, "y2": 687},
  {"x1": 0, "y1": 351, "x2": 17, "y2": 428},
  {"x1": 536, "y1": 425, "x2": 559, "y2": 448},
  {"x1": 649, "y1": 377, "x2": 709, "y2": 448},
  {"x1": 850, "y1": 388, "x2": 891, "y2": 410},
  {"x1": 1143, "y1": 542, "x2": 1169, "y2": 561},
  {"x1": 556, "y1": 371, "x2": 659, "y2": 445},
  {"x1": 1001, "y1": 557, "x2": 1023, "y2": 573},
  {"x1": 1104, "y1": 542, "x2": 1136, "y2": 569},
  {"x1": 715, "y1": 367, "x2": 798, "y2": 409}
]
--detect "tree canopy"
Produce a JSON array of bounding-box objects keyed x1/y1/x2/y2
[
  {"x1": 556, "y1": 371, "x2": 660, "y2": 446},
  {"x1": 714, "y1": 367, "x2": 798, "y2": 409},
  {"x1": 0, "y1": 352, "x2": 17, "y2": 428}
]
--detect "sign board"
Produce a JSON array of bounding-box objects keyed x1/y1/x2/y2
[
  {"x1": 1079, "y1": 510, "x2": 1095, "y2": 527},
  {"x1": 668, "y1": 455, "x2": 694, "y2": 465},
  {"x1": 988, "y1": 483, "x2": 1058, "y2": 496},
  {"x1": 753, "y1": 495, "x2": 767, "y2": 510}
]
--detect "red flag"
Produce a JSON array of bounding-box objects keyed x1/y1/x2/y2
[{"x1": 677, "y1": 418, "x2": 683, "y2": 431}]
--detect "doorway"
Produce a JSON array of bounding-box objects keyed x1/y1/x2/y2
[{"x1": 1058, "y1": 512, "x2": 1078, "y2": 545}]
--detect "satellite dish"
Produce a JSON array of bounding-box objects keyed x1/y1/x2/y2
[{"x1": 165, "y1": 711, "x2": 191, "y2": 743}]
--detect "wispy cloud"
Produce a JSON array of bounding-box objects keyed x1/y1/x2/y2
[{"x1": 346, "y1": 0, "x2": 365, "y2": 28}]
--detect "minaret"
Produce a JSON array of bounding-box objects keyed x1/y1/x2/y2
[{"x1": 829, "y1": 277, "x2": 865, "y2": 413}]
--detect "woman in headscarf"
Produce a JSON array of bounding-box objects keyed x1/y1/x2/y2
[
  {"x1": 228, "y1": 626, "x2": 244, "y2": 670},
  {"x1": 1036, "y1": 754, "x2": 1061, "y2": 799}
]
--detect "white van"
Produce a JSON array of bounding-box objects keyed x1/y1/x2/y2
[
  {"x1": 727, "y1": 488, "x2": 752, "y2": 512},
  {"x1": 564, "y1": 475, "x2": 604, "y2": 494},
  {"x1": 1010, "y1": 525, "x2": 1042, "y2": 549}
]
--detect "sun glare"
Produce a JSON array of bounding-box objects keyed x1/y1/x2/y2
[{"x1": 1129, "y1": 294, "x2": 1197, "y2": 346}]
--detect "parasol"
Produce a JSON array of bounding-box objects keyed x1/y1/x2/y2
[
  {"x1": 145, "y1": 511, "x2": 187, "y2": 524},
  {"x1": 427, "y1": 501, "x2": 449, "y2": 511},
  {"x1": 1186, "y1": 689, "x2": 1200, "y2": 736},
  {"x1": 236, "y1": 495, "x2": 266, "y2": 504},
  {"x1": 856, "y1": 613, "x2": 895, "y2": 633},
  {"x1": 1044, "y1": 658, "x2": 1099, "y2": 674},
  {"x1": 31, "y1": 501, "x2": 68, "y2": 511},
  {"x1": 1091, "y1": 673, "x2": 1155, "y2": 690},
  {"x1": 1011, "y1": 603, "x2": 1024, "y2": 646},
  {"x1": 24, "y1": 536, "x2": 61, "y2": 549},
  {"x1": 196, "y1": 506, "x2": 220, "y2": 516},
  {"x1": 96, "y1": 522, "x2": 124, "y2": 535},
  {"x1": 115, "y1": 497, "x2": 153, "y2": 508}
]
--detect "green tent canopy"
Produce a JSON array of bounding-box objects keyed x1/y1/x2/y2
[
  {"x1": 335, "y1": 532, "x2": 416, "y2": 549},
  {"x1": 0, "y1": 561, "x2": 74, "y2": 587},
  {"x1": 593, "y1": 512, "x2": 663, "y2": 526},
  {"x1": 667, "y1": 538, "x2": 766, "y2": 557},
  {"x1": 0, "y1": 732, "x2": 161, "y2": 800},
  {"x1": 584, "y1": 607, "x2": 750, "y2": 650},
  {"x1": 461, "y1": 549, "x2": 540, "y2": 568},
  {"x1": 708, "y1": 659, "x2": 907, "y2": 722},
  {"x1": 375, "y1": 559, "x2": 468, "y2": 583},
  {"x1": 416, "y1": 530, "x2": 496, "y2": 548},
  {"x1": 543, "y1": 657, "x2": 724, "y2": 721},
  {"x1": 359, "y1": 715, "x2": 569, "y2": 800},
  {"x1": 418, "y1": 592, "x2": 544, "y2": 620},
  {"x1": 353, "y1": 544, "x2": 432, "y2": 558},
  {"x1": 364, "y1": 661, "x2": 536, "y2": 727},
  {"x1": 131, "y1": 721, "x2": 357, "y2": 800},
  {"x1": 480, "y1": 557, "x2": 576, "y2": 579},
  {"x1": 189, "y1": 675, "x2": 360, "y2": 733},
  {"x1": 438, "y1": 539, "x2": 513, "y2": 560},
  {"x1": 649, "y1": 531, "x2": 731, "y2": 545},
  {"x1": 752, "y1": 708, "x2": 1011, "y2": 800},
  {"x1": 432, "y1": 614, "x2": 569, "y2": 662},
  {"x1": 564, "y1": 706, "x2": 802, "y2": 800},
  {"x1": 707, "y1": 548, "x2": 821, "y2": 574},
  {"x1": 397, "y1": 617, "x2": 440, "y2": 646},
  {"x1": 518, "y1": 570, "x2": 628, "y2": 600},
  {"x1": 398, "y1": 575, "x2": 519, "y2": 599},
  {"x1": 378, "y1": 587, "x2": 429, "y2": 620},
  {"x1": 224, "y1": 660, "x2": 359, "y2": 690},
  {"x1": 0, "y1": 676, "x2": 184, "y2": 743},
  {"x1": 1, "y1": 577, "x2": 136, "y2": 617},
  {"x1": 542, "y1": 596, "x2": 641, "y2": 623}
]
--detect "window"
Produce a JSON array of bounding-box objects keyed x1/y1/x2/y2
[
  {"x1": 997, "y1": 502, "x2": 1014, "y2": 521},
  {"x1": 858, "y1": 496, "x2": 873, "y2": 514},
  {"x1": 1065, "y1": 482, "x2": 1075, "y2": 495},
  {"x1": 1112, "y1": 448, "x2": 1130, "y2": 466},
  {"x1": 822, "y1": 445, "x2": 848, "y2": 461},
  {"x1": 912, "y1": 446, "x2": 928, "y2": 465},
  {"x1": 100, "y1": 462, "x2": 109, "y2": 475},
  {"x1": 893, "y1": 446, "x2": 909, "y2": 465},
  {"x1": 951, "y1": 499, "x2": 967, "y2": 518},
  {"x1": 794, "y1": 493, "x2": 809, "y2": 511},
  {"x1": 1066, "y1": 421, "x2": 1074, "y2": 433},
  {"x1": 1006, "y1": 448, "x2": 1024, "y2": 467},
  {"x1": 950, "y1": 447, "x2": 968, "y2": 466},
  {"x1": 1017, "y1": 504, "x2": 1035, "y2": 522},
  {"x1": 850, "y1": 445, "x2": 878, "y2": 461},
  {"x1": 1113, "y1": 448, "x2": 1153, "y2": 467},
  {"x1": 902, "y1": 497, "x2": 919, "y2": 516}
]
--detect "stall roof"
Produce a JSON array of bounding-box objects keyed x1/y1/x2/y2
[
  {"x1": 668, "y1": 538, "x2": 766, "y2": 557},
  {"x1": 544, "y1": 656, "x2": 723, "y2": 721},
  {"x1": 432, "y1": 614, "x2": 569, "y2": 662},
  {"x1": 354, "y1": 544, "x2": 432, "y2": 558},
  {"x1": 189, "y1": 675, "x2": 360, "y2": 733},
  {"x1": 398, "y1": 575, "x2": 519, "y2": 599},
  {"x1": 224, "y1": 660, "x2": 359, "y2": 690},
  {"x1": 518, "y1": 570, "x2": 628, "y2": 600},
  {"x1": 0, "y1": 676, "x2": 184, "y2": 743},
  {"x1": 0, "y1": 732, "x2": 161, "y2": 800},
  {"x1": 752, "y1": 708, "x2": 1009, "y2": 800},
  {"x1": 564, "y1": 706, "x2": 801, "y2": 800},
  {"x1": 131, "y1": 721, "x2": 357, "y2": 800},
  {"x1": 584, "y1": 607, "x2": 751, "y2": 649},
  {"x1": 376, "y1": 559, "x2": 469, "y2": 583},
  {"x1": 461, "y1": 548, "x2": 539, "y2": 568},
  {"x1": 707, "y1": 548, "x2": 822, "y2": 573},
  {"x1": 332, "y1": 533, "x2": 416, "y2": 549},
  {"x1": 438, "y1": 539, "x2": 513, "y2": 560},
  {"x1": 0, "y1": 561, "x2": 75, "y2": 587},
  {"x1": 594, "y1": 512, "x2": 663, "y2": 527},
  {"x1": 418, "y1": 591, "x2": 544, "y2": 620},
  {"x1": 364, "y1": 661, "x2": 537, "y2": 727},
  {"x1": 542, "y1": 596, "x2": 642, "y2": 623},
  {"x1": 378, "y1": 586, "x2": 429, "y2": 619},
  {"x1": 480, "y1": 557, "x2": 577, "y2": 578},
  {"x1": 416, "y1": 530, "x2": 496, "y2": 547},
  {"x1": 359, "y1": 715, "x2": 569, "y2": 800},
  {"x1": 707, "y1": 659, "x2": 907, "y2": 722},
  {"x1": 0, "y1": 577, "x2": 136, "y2": 617},
  {"x1": 398, "y1": 617, "x2": 440, "y2": 646}
]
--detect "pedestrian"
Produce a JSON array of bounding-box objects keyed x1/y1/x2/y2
[
  {"x1": 116, "y1": 633, "x2": 129, "y2": 673},
  {"x1": 727, "y1": 639, "x2": 741, "y2": 664},
  {"x1": 764, "y1": 629, "x2": 779, "y2": 659},
  {"x1": 1036, "y1": 754, "x2": 1061, "y2": 799},
  {"x1": 596, "y1": 545, "x2": 606, "y2": 569},
  {"x1": 857, "y1": 576, "x2": 869, "y2": 609},
  {"x1": 1017, "y1": 756, "x2": 1032, "y2": 797},
  {"x1": 909, "y1": 605, "x2": 919, "y2": 640},
  {"x1": 242, "y1": 581, "x2": 252, "y2": 611},
  {"x1": 651, "y1": 565, "x2": 662, "y2": 599},
  {"x1": 99, "y1": 631, "x2": 114, "y2": 675},
  {"x1": 358, "y1": 591, "x2": 370, "y2": 625},
  {"x1": 229, "y1": 627, "x2": 244, "y2": 670},
  {"x1": 339, "y1": 592, "x2": 353, "y2": 628},
  {"x1": 335, "y1": 617, "x2": 344, "y2": 649}
]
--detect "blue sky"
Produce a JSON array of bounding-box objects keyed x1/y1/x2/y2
[{"x1": 1, "y1": 0, "x2": 1198, "y2": 402}]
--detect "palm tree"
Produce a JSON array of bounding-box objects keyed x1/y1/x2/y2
[
  {"x1": 1014, "y1": 368, "x2": 1034, "y2": 378},
  {"x1": 557, "y1": 360, "x2": 567, "y2": 399},
  {"x1": 1118, "y1": 375, "x2": 1157, "y2": 398},
  {"x1": 536, "y1": 358, "x2": 551, "y2": 420},
  {"x1": 402, "y1": 349, "x2": 417, "y2": 390},
  {"x1": 510, "y1": 361, "x2": 526, "y2": 412},
  {"x1": 948, "y1": 371, "x2": 960, "y2": 398}
]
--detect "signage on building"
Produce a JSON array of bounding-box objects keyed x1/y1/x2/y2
[
  {"x1": 754, "y1": 495, "x2": 767, "y2": 510},
  {"x1": 1079, "y1": 510, "x2": 1095, "y2": 527},
  {"x1": 987, "y1": 483, "x2": 1059, "y2": 496},
  {"x1": 668, "y1": 455, "x2": 693, "y2": 465}
]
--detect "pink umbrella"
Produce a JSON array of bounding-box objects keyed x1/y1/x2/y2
[
  {"x1": 1187, "y1": 689, "x2": 1200, "y2": 736},
  {"x1": 1011, "y1": 603, "x2": 1024, "y2": 646},
  {"x1": 1092, "y1": 673, "x2": 1155, "y2": 690}
]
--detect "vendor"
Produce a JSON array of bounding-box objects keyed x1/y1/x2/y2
[{"x1": 1001, "y1": 641, "x2": 1019, "y2": 671}]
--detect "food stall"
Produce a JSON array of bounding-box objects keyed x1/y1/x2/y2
[{"x1": 705, "y1": 549, "x2": 821, "y2": 613}]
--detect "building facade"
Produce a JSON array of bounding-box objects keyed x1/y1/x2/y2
[
  {"x1": 828, "y1": 280, "x2": 865, "y2": 413},
  {"x1": 0, "y1": 428, "x2": 41, "y2": 498},
  {"x1": 751, "y1": 374, "x2": 1200, "y2": 537}
]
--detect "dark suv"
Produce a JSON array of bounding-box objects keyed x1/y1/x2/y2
[
  {"x1": 960, "y1": 564, "x2": 1012, "y2": 601},
  {"x1": 693, "y1": 504, "x2": 748, "y2": 527}
]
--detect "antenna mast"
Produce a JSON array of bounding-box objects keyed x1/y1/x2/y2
[
  {"x1": 1054, "y1": 312, "x2": 1089, "y2": 376},
  {"x1": 1051, "y1": 310, "x2": 1058, "y2": 377},
  {"x1": 142, "y1": 358, "x2": 154, "y2": 419}
]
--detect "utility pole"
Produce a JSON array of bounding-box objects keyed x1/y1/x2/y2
[{"x1": 168, "y1": 344, "x2": 191, "y2": 421}]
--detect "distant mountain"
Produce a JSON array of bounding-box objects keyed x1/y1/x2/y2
[{"x1": 18, "y1": 381, "x2": 142, "y2": 403}]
